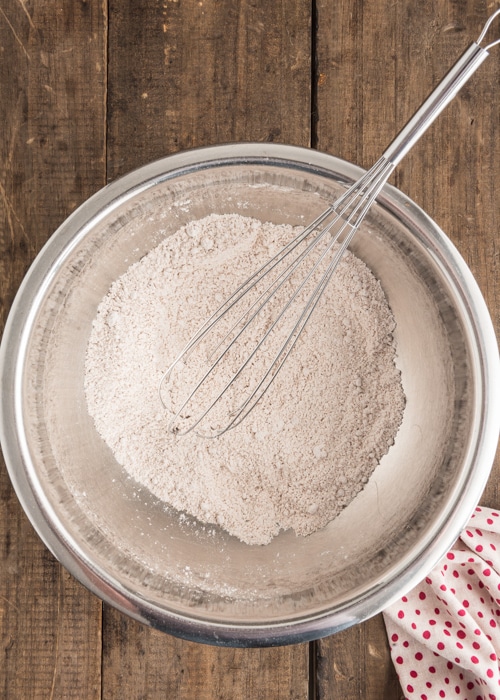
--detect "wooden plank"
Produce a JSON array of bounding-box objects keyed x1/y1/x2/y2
[
  {"x1": 315, "y1": 1, "x2": 499, "y2": 698},
  {"x1": 316, "y1": 616, "x2": 403, "y2": 699},
  {"x1": 103, "y1": 616, "x2": 308, "y2": 700},
  {"x1": 106, "y1": 0, "x2": 312, "y2": 179},
  {"x1": 0, "y1": 1, "x2": 106, "y2": 698},
  {"x1": 103, "y1": 1, "x2": 311, "y2": 698},
  {"x1": 313, "y1": 0, "x2": 398, "y2": 167}
]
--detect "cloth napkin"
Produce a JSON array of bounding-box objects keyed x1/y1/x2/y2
[{"x1": 383, "y1": 506, "x2": 500, "y2": 700}]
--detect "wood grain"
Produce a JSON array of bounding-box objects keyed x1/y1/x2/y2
[
  {"x1": 106, "y1": 0, "x2": 312, "y2": 179},
  {"x1": 103, "y1": 1, "x2": 311, "y2": 698},
  {"x1": 0, "y1": 0, "x2": 498, "y2": 698},
  {"x1": 316, "y1": 616, "x2": 403, "y2": 699},
  {"x1": 0, "y1": 2, "x2": 106, "y2": 698},
  {"x1": 103, "y1": 616, "x2": 308, "y2": 700},
  {"x1": 314, "y1": 1, "x2": 499, "y2": 698}
]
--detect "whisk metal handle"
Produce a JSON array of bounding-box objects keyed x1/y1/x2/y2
[
  {"x1": 383, "y1": 42, "x2": 488, "y2": 166},
  {"x1": 383, "y1": 9, "x2": 500, "y2": 167}
]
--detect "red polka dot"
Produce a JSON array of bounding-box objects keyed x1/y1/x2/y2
[
  {"x1": 487, "y1": 518, "x2": 494, "y2": 525},
  {"x1": 484, "y1": 568, "x2": 492, "y2": 576},
  {"x1": 457, "y1": 630, "x2": 466, "y2": 639},
  {"x1": 468, "y1": 568, "x2": 475, "y2": 575},
  {"x1": 466, "y1": 530, "x2": 473, "y2": 537},
  {"x1": 478, "y1": 611, "x2": 484, "y2": 618},
  {"x1": 423, "y1": 630, "x2": 431, "y2": 640},
  {"x1": 434, "y1": 608, "x2": 440, "y2": 615},
  {"x1": 439, "y1": 691, "x2": 445, "y2": 698},
  {"x1": 426, "y1": 682, "x2": 432, "y2": 689},
  {"x1": 440, "y1": 584, "x2": 447, "y2": 591},
  {"x1": 429, "y1": 666, "x2": 436, "y2": 673},
  {"x1": 491, "y1": 543, "x2": 497, "y2": 551},
  {"x1": 421, "y1": 696, "x2": 427, "y2": 700},
  {"x1": 445, "y1": 621, "x2": 453, "y2": 628},
  {"x1": 456, "y1": 642, "x2": 463, "y2": 649},
  {"x1": 403, "y1": 640, "x2": 409, "y2": 647},
  {"x1": 415, "y1": 652, "x2": 423, "y2": 661},
  {"x1": 473, "y1": 641, "x2": 480, "y2": 650},
  {"x1": 444, "y1": 629, "x2": 451, "y2": 636},
  {"x1": 458, "y1": 609, "x2": 466, "y2": 616},
  {"x1": 396, "y1": 656, "x2": 404, "y2": 665},
  {"x1": 419, "y1": 591, "x2": 426, "y2": 600},
  {"x1": 491, "y1": 653, "x2": 497, "y2": 661},
  {"x1": 429, "y1": 619, "x2": 436, "y2": 626},
  {"x1": 455, "y1": 688, "x2": 460, "y2": 695},
  {"x1": 397, "y1": 610, "x2": 404, "y2": 619},
  {"x1": 474, "y1": 628, "x2": 481, "y2": 635},
  {"x1": 437, "y1": 642, "x2": 445, "y2": 650},
  {"x1": 391, "y1": 633, "x2": 398, "y2": 642},
  {"x1": 402, "y1": 596, "x2": 408, "y2": 602},
  {"x1": 411, "y1": 622, "x2": 417, "y2": 630},
  {"x1": 476, "y1": 528, "x2": 483, "y2": 536},
  {"x1": 487, "y1": 669, "x2": 495, "y2": 678},
  {"x1": 463, "y1": 600, "x2": 470, "y2": 607},
  {"x1": 447, "y1": 552, "x2": 455, "y2": 560},
  {"x1": 492, "y1": 512, "x2": 499, "y2": 517},
  {"x1": 471, "y1": 655, "x2": 479, "y2": 664},
  {"x1": 415, "y1": 609, "x2": 421, "y2": 616},
  {"x1": 491, "y1": 619, "x2": 498, "y2": 628},
  {"x1": 425, "y1": 576, "x2": 432, "y2": 584},
  {"x1": 407, "y1": 684, "x2": 414, "y2": 694},
  {"x1": 467, "y1": 682, "x2": 475, "y2": 690},
  {"x1": 410, "y1": 670, "x2": 418, "y2": 678},
  {"x1": 476, "y1": 545, "x2": 484, "y2": 553}
]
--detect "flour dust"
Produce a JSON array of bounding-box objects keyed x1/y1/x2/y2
[{"x1": 84, "y1": 214, "x2": 405, "y2": 545}]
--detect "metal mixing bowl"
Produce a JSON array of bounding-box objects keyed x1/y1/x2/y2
[{"x1": 1, "y1": 143, "x2": 499, "y2": 646}]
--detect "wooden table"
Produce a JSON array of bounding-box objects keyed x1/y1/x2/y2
[{"x1": 1, "y1": 1, "x2": 498, "y2": 697}]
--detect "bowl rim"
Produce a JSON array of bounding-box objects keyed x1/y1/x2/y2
[{"x1": 1, "y1": 142, "x2": 499, "y2": 646}]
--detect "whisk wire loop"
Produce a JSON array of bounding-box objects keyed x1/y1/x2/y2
[
  {"x1": 477, "y1": 8, "x2": 500, "y2": 50},
  {"x1": 162, "y1": 157, "x2": 395, "y2": 437}
]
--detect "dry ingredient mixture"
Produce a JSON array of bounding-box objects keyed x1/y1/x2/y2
[{"x1": 84, "y1": 213, "x2": 405, "y2": 545}]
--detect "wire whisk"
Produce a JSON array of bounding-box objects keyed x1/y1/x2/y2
[{"x1": 160, "y1": 10, "x2": 500, "y2": 438}]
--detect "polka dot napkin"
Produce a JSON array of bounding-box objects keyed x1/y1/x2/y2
[{"x1": 383, "y1": 506, "x2": 500, "y2": 700}]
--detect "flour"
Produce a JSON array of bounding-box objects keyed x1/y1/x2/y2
[{"x1": 84, "y1": 213, "x2": 405, "y2": 545}]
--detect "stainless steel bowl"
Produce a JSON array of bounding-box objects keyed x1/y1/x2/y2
[{"x1": 1, "y1": 143, "x2": 499, "y2": 646}]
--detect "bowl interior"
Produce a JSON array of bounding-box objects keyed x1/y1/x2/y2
[{"x1": 17, "y1": 155, "x2": 482, "y2": 632}]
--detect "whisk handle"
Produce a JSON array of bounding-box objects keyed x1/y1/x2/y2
[{"x1": 382, "y1": 41, "x2": 489, "y2": 167}]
